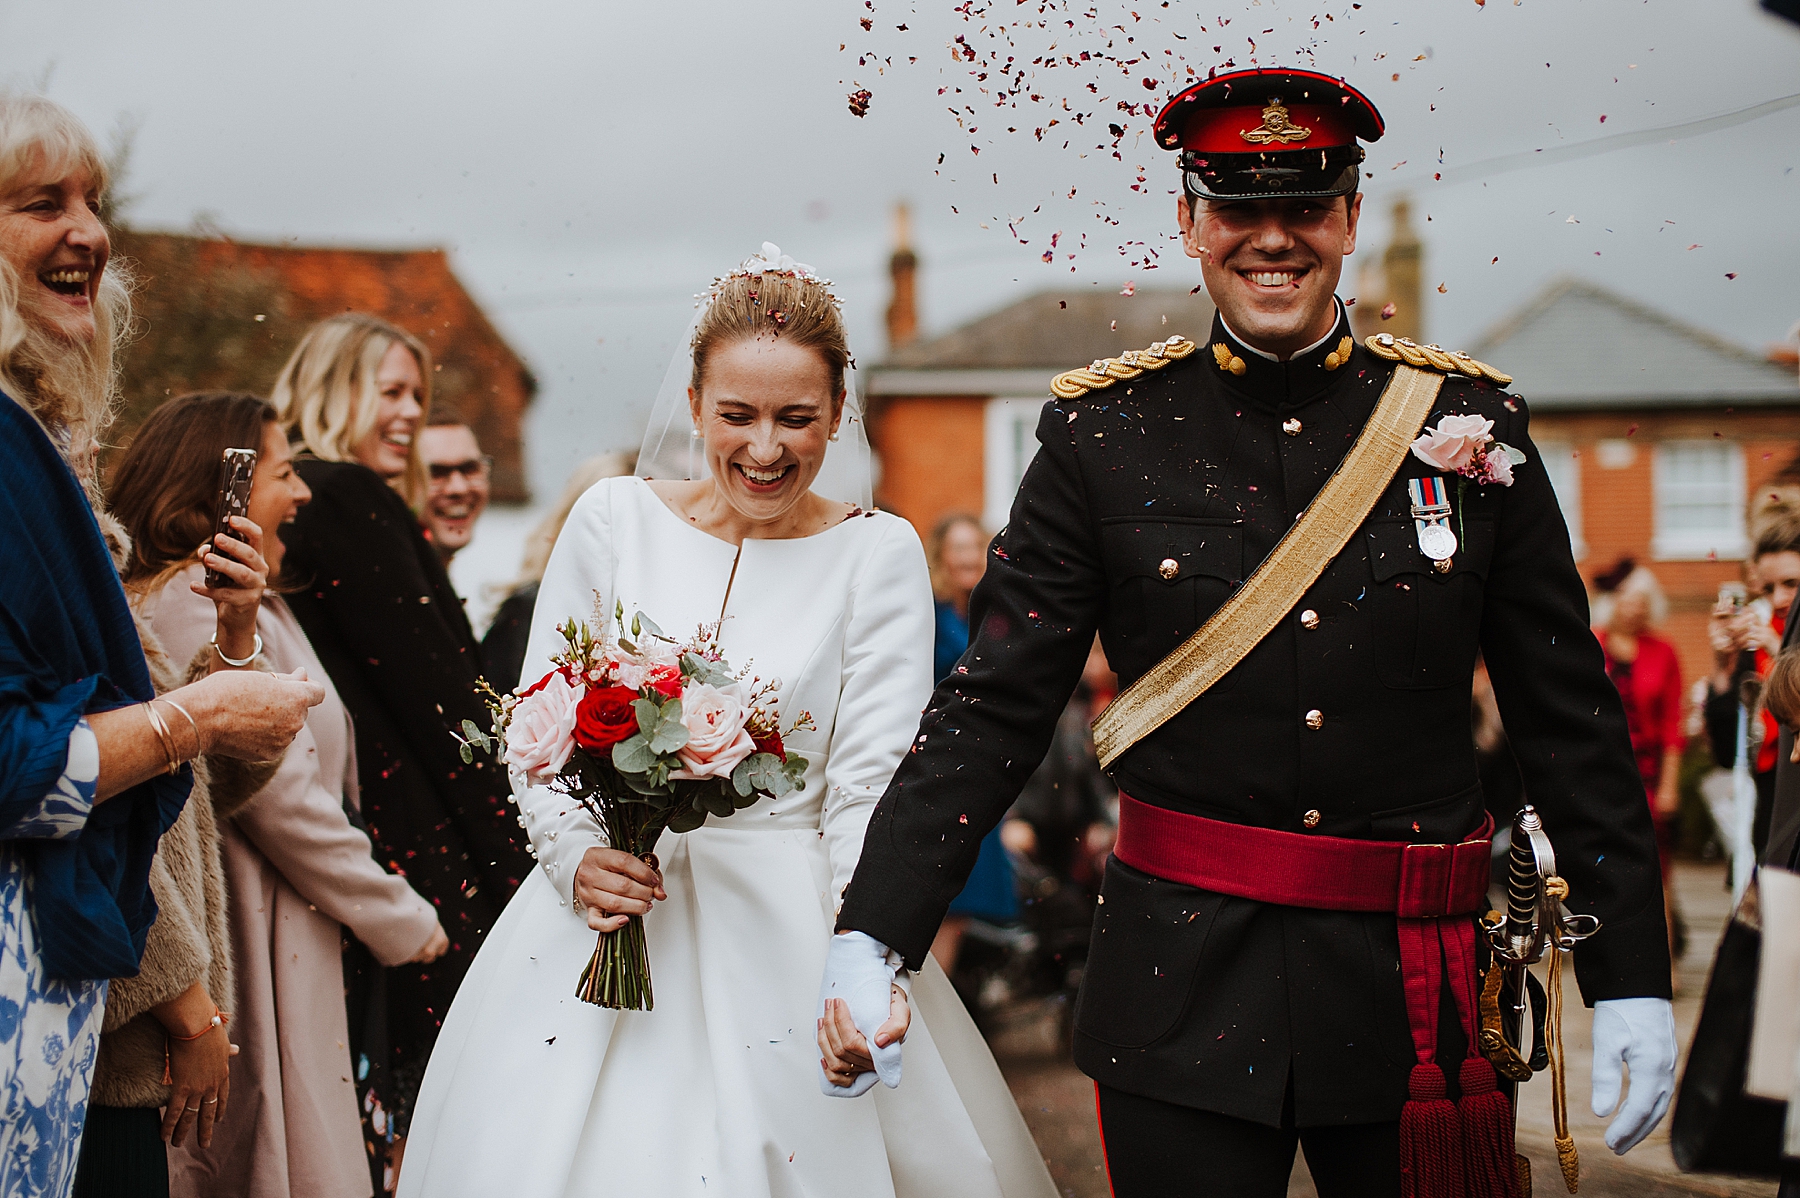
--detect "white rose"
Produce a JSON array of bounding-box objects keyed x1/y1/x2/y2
[
  {"x1": 669, "y1": 681, "x2": 757, "y2": 781},
  {"x1": 504, "y1": 670, "x2": 581, "y2": 783}
]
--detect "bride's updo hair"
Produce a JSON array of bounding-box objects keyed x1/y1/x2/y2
[{"x1": 690, "y1": 271, "x2": 849, "y2": 404}]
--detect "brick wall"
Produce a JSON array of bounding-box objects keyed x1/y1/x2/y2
[
  {"x1": 869, "y1": 395, "x2": 986, "y2": 539},
  {"x1": 1532, "y1": 408, "x2": 1800, "y2": 703}
]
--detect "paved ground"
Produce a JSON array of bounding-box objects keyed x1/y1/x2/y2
[{"x1": 990, "y1": 858, "x2": 1780, "y2": 1198}]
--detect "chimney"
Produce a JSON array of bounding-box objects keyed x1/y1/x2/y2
[
  {"x1": 1380, "y1": 195, "x2": 1424, "y2": 344},
  {"x1": 886, "y1": 203, "x2": 919, "y2": 352}
]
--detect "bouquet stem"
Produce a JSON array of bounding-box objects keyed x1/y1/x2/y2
[
  {"x1": 576, "y1": 914, "x2": 653, "y2": 1009},
  {"x1": 572, "y1": 796, "x2": 667, "y2": 1010}
]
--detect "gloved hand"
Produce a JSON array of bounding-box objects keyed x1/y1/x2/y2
[
  {"x1": 1591, "y1": 996, "x2": 1677, "y2": 1153},
  {"x1": 816, "y1": 930, "x2": 905, "y2": 1097}
]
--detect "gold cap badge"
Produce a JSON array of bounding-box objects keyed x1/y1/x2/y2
[{"x1": 1240, "y1": 100, "x2": 1313, "y2": 146}]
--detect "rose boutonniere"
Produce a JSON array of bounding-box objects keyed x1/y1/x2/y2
[{"x1": 1409, "y1": 413, "x2": 1526, "y2": 487}]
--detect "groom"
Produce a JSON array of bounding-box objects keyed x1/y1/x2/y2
[{"x1": 822, "y1": 68, "x2": 1677, "y2": 1196}]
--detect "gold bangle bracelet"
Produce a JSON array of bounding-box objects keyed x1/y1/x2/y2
[
  {"x1": 142, "y1": 701, "x2": 181, "y2": 775},
  {"x1": 161, "y1": 698, "x2": 203, "y2": 760}
]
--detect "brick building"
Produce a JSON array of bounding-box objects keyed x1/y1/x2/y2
[
  {"x1": 111, "y1": 229, "x2": 536, "y2": 502},
  {"x1": 1469, "y1": 277, "x2": 1800, "y2": 686}
]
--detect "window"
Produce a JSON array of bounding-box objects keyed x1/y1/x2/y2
[
  {"x1": 983, "y1": 397, "x2": 1047, "y2": 531},
  {"x1": 1653, "y1": 441, "x2": 1747, "y2": 561},
  {"x1": 1536, "y1": 442, "x2": 1585, "y2": 560}
]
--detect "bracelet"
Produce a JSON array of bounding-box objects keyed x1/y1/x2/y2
[
  {"x1": 161, "y1": 698, "x2": 204, "y2": 759},
  {"x1": 211, "y1": 631, "x2": 262, "y2": 668},
  {"x1": 171, "y1": 1008, "x2": 230, "y2": 1041},
  {"x1": 142, "y1": 702, "x2": 182, "y2": 775}
]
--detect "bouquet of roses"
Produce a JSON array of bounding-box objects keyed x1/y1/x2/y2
[{"x1": 457, "y1": 606, "x2": 807, "y2": 1010}]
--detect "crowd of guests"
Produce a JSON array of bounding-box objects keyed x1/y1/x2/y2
[{"x1": 0, "y1": 94, "x2": 538, "y2": 1198}]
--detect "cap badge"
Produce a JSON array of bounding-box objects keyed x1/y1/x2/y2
[{"x1": 1240, "y1": 100, "x2": 1313, "y2": 146}]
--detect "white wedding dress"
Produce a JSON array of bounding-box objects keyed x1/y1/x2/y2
[{"x1": 401, "y1": 477, "x2": 1056, "y2": 1198}]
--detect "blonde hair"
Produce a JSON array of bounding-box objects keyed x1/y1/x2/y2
[
  {"x1": 1592, "y1": 565, "x2": 1669, "y2": 630},
  {"x1": 270, "y1": 312, "x2": 433, "y2": 508},
  {"x1": 927, "y1": 511, "x2": 987, "y2": 602},
  {"x1": 0, "y1": 91, "x2": 134, "y2": 489},
  {"x1": 1752, "y1": 489, "x2": 1800, "y2": 560},
  {"x1": 691, "y1": 271, "x2": 849, "y2": 401}
]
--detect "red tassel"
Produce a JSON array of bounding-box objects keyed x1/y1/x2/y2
[
  {"x1": 1399, "y1": 1063, "x2": 1465, "y2": 1198},
  {"x1": 1458, "y1": 1057, "x2": 1522, "y2": 1198}
]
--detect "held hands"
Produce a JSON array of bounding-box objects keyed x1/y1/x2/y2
[
  {"x1": 816, "y1": 930, "x2": 909, "y2": 1097},
  {"x1": 193, "y1": 516, "x2": 269, "y2": 667},
  {"x1": 1591, "y1": 997, "x2": 1677, "y2": 1154},
  {"x1": 573, "y1": 846, "x2": 667, "y2": 933}
]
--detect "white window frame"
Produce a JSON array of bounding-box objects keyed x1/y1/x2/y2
[
  {"x1": 983, "y1": 397, "x2": 1048, "y2": 532},
  {"x1": 1652, "y1": 440, "x2": 1748, "y2": 561},
  {"x1": 1536, "y1": 442, "x2": 1585, "y2": 561}
]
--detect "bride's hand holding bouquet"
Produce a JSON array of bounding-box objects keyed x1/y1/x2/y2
[{"x1": 459, "y1": 606, "x2": 808, "y2": 1009}]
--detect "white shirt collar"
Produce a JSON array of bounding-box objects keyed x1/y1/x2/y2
[{"x1": 1218, "y1": 299, "x2": 1346, "y2": 363}]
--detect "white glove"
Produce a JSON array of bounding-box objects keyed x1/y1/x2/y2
[
  {"x1": 816, "y1": 930, "x2": 904, "y2": 1097},
  {"x1": 1591, "y1": 996, "x2": 1677, "y2": 1153}
]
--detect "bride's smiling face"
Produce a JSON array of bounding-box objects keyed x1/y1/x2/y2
[{"x1": 690, "y1": 335, "x2": 843, "y2": 525}]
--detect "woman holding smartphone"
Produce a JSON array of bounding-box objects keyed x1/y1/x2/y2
[{"x1": 113, "y1": 392, "x2": 449, "y2": 1198}]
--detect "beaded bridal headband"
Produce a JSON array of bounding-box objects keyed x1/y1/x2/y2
[{"x1": 695, "y1": 242, "x2": 844, "y2": 320}]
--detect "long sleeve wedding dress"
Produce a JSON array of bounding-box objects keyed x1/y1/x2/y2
[{"x1": 400, "y1": 477, "x2": 1055, "y2": 1198}]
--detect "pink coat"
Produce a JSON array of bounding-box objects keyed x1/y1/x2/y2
[{"x1": 140, "y1": 567, "x2": 439, "y2": 1198}]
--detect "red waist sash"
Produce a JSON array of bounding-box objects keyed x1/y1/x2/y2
[
  {"x1": 1113, "y1": 794, "x2": 1516, "y2": 1198},
  {"x1": 1113, "y1": 794, "x2": 1492, "y2": 918}
]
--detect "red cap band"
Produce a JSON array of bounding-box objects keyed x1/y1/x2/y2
[{"x1": 1177, "y1": 102, "x2": 1354, "y2": 153}]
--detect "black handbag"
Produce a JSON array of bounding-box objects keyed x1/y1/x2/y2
[{"x1": 1671, "y1": 874, "x2": 1790, "y2": 1176}]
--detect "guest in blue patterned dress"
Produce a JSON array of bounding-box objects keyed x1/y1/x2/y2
[
  {"x1": 923, "y1": 514, "x2": 1018, "y2": 977},
  {"x1": 0, "y1": 93, "x2": 323, "y2": 1197}
]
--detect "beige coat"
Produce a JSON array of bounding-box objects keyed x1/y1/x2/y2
[
  {"x1": 89, "y1": 612, "x2": 272, "y2": 1108},
  {"x1": 140, "y1": 568, "x2": 438, "y2": 1198}
]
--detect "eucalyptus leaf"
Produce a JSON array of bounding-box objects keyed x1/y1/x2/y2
[
  {"x1": 702, "y1": 790, "x2": 734, "y2": 819},
  {"x1": 612, "y1": 735, "x2": 656, "y2": 774},
  {"x1": 667, "y1": 804, "x2": 707, "y2": 834},
  {"x1": 730, "y1": 757, "x2": 756, "y2": 797},
  {"x1": 457, "y1": 743, "x2": 473, "y2": 764},
  {"x1": 635, "y1": 612, "x2": 665, "y2": 639},
  {"x1": 635, "y1": 697, "x2": 690, "y2": 755}
]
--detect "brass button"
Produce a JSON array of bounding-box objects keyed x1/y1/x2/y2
[
  {"x1": 1303, "y1": 809, "x2": 1322, "y2": 829},
  {"x1": 1304, "y1": 708, "x2": 1324, "y2": 730},
  {"x1": 1158, "y1": 558, "x2": 1180, "y2": 580},
  {"x1": 1433, "y1": 558, "x2": 1453, "y2": 574},
  {"x1": 1282, "y1": 418, "x2": 1303, "y2": 436},
  {"x1": 1300, "y1": 609, "x2": 1320, "y2": 630}
]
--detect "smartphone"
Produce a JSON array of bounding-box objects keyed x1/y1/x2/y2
[
  {"x1": 203, "y1": 448, "x2": 258, "y2": 589},
  {"x1": 1718, "y1": 581, "x2": 1749, "y2": 614}
]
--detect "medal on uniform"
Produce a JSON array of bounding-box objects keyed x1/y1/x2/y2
[{"x1": 1408, "y1": 476, "x2": 1456, "y2": 568}]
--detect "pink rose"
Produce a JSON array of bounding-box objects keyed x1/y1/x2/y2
[
  {"x1": 606, "y1": 642, "x2": 681, "y2": 692},
  {"x1": 1409, "y1": 414, "x2": 1494, "y2": 473},
  {"x1": 669, "y1": 681, "x2": 757, "y2": 781},
  {"x1": 1480, "y1": 450, "x2": 1514, "y2": 487},
  {"x1": 504, "y1": 669, "x2": 581, "y2": 783}
]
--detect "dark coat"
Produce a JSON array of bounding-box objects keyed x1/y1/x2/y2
[
  {"x1": 282, "y1": 459, "x2": 530, "y2": 1092},
  {"x1": 1765, "y1": 599, "x2": 1800, "y2": 870},
  {"x1": 837, "y1": 308, "x2": 1670, "y2": 1128}
]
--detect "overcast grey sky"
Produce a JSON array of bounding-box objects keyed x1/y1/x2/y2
[{"x1": 5, "y1": 0, "x2": 1797, "y2": 502}]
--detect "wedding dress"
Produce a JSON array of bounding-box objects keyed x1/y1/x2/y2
[{"x1": 400, "y1": 477, "x2": 1056, "y2": 1198}]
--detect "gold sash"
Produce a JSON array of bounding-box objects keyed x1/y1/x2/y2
[{"x1": 1092, "y1": 363, "x2": 1446, "y2": 768}]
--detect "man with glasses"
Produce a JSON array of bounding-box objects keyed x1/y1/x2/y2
[{"x1": 418, "y1": 415, "x2": 491, "y2": 566}]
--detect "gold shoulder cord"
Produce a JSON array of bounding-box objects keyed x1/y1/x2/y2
[
  {"x1": 1088, "y1": 333, "x2": 1508, "y2": 769},
  {"x1": 1050, "y1": 335, "x2": 1200, "y2": 400}
]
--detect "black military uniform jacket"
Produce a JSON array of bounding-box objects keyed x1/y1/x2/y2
[{"x1": 837, "y1": 306, "x2": 1671, "y2": 1128}]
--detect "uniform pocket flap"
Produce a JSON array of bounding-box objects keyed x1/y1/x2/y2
[
  {"x1": 1101, "y1": 519, "x2": 1243, "y2": 587},
  {"x1": 1364, "y1": 517, "x2": 1495, "y2": 583},
  {"x1": 1073, "y1": 857, "x2": 1219, "y2": 1049}
]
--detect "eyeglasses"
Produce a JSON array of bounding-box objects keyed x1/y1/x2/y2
[{"x1": 428, "y1": 456, "x2": 493, "y2": 485}]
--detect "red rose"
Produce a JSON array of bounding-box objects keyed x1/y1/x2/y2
[
  {"x1": 644, "y1": 663, "x2": 683, "y2": 699},
  {"x1": 752, "y1": 728, "x2": 784, "y2": 759},
  {"x1": 574, "y1": 685, "x2": 639, "y2": 752},
  {"x1": 519, "y1": 666, "x2": 568, "y2": 697}
]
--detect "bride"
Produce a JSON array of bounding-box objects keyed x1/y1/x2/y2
[{"x1": 399, "y1": 247, "x2": 1056, "y2": 1198}]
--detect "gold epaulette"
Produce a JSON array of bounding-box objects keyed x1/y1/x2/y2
[
  {"x1": 1364, "y1": 333, "x2": 1512, "y2": 386},
  {"x1": 1049, "y1": 335, "x2": 1199, "y2": 400}
]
